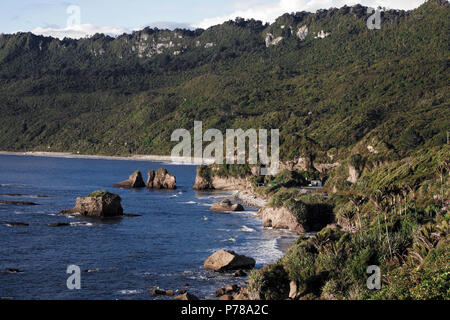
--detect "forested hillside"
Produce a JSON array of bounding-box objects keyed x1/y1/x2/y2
[{"x1": 0, "y1": 0, "x2": 448, "y2": 161}]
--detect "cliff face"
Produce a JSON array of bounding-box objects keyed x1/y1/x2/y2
[
  {"x1": 193, "y1": 174, "x2": 251, "y2": 191},
  {"x1": 259, "y1": 206, "x2": 305, "y2": 234}
]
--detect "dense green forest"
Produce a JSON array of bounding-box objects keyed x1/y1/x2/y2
[
  {"x1": 0, "y1": 0, "x2": 449, "y2": 300},
  {"x1": 0, "y1": 0, "x2": 448, "y2": 160}
]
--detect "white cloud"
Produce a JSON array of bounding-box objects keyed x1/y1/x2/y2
[
  {"x1": 31, "y1": 24, "x2": 130, "y2": 39},
  {"x1": 193, "y1": 0, "x2": 427, "y2": 29}
]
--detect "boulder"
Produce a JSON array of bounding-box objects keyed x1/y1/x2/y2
[
  {"x1": 173, "y1": 292, "x2": 199, "y2": 300},
  {"x1": 114, "y1": 171, "x2": 145, "y2": 188},
  {"x1": 210, "y1": 199, "x2": 244, "y2": 212},
  {"x1": 60, "y1": 190, "x2": 123, "y2": 218},
  {"x1": 215, "y1": 288, "x2": 226, "y2": 297},
  {"x1": 147, "y1": 168, "x2": 176, "y2": 189},
  {"x1": 225, "y1": 284, "x2": 239, "y2": 293},
  {"x1": 204, "y1": 250, "x2": 255, "y2": 272},
  {"x1": 152, "y1": 288, "x2": 166, "y2": 296}
]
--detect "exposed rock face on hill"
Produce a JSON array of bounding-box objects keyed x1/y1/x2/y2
[
  {"x1": 296, "y1": 25, "x2": 309, "y2": 40},
  {"x1": 204, "y1": 250, "x2": 256, "y2": 272},
  {"x1": 60, "y1": 190, "x2": 123, "y2": 218},
  {"x1": 260, "y1": 206, "x2": 305, "y2": 234},
  {"x1": 259, "y1": 201, "x2": 334, "y2": 234},
  {"x1": 347, "y1": 163, "x2": 361, "y2": 183},
  {"x1": 114, "y1": 171, "x2": 145, "y2": 188},
  {"x1": 265, "y1": 33, "x2": 284, "y2": 47},
  {"x1": 193, "y1": 174, "x2": 250, "y2": 191},
  {"x1": 210, "y1": 199, "x2": 244, "y2": 212},
  {"x1": 146, "y1": 168, "x2": 176, "y2": 189}
]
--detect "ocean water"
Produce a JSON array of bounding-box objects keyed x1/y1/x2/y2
[{"x1": 0, "y1": 154, "x2": 297, "y2": 300}]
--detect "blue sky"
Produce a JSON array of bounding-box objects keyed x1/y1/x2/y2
[{"x1": 0, "y1": 0, "x2": 427, "y2": 39}]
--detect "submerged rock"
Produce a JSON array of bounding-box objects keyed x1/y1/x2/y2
[
  {"x1": 0, "y1": 200, "x2": 38, "y2": 206},
  {"x1": 114, "y1": 170, "x2": 146, "y2": 188},
  {"x1": 60, "y1": 190, "x2": 123, "y2": 218},
  {"x1": 5, "y1": 268, "x2": 24, "y2": 274},
  {"x1": 49, "y1": 222, "x2": 70, "y2": 227},
  {"x1": 1, "y1": 221, "x2": 29, "y2": 227},
  {"x1": 204, "y1": 250, "x2": 255, "y2": 272},
  {"x1": 146, "y1": 168, "x2": 176, "y2": 189},
  {"x1": 210, "y1": 199, "x2": 244, "y2": 212}
]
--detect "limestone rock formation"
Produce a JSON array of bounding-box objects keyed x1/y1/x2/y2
[
  {"x1": 146, "y1": 168, "x2": 176, "y2": 189},
  {"x1": 113, "y1": 170, "x2": 145, "y2": 188},
  {"x1": 296, "y1": 25, "x2": 309, "y2": 40},
  {"x1": 60, "y1": 190, "x2": 123, "y2": 218},
  {"x1": 260, "y1": 206, "x2": 305, "y2": 234}
]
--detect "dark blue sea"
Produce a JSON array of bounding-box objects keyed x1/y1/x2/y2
[{"x1": 0, "y1": 154, "x2": 297, "y2": 300}]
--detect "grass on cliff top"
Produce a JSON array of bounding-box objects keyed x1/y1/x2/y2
[{"x1": 87, "y1": 190, "x2": 121, "y2": 201}]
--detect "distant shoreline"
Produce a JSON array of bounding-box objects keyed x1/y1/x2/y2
[{"x1": 0, "y1": 151, "x2": 212, "y2": 165}]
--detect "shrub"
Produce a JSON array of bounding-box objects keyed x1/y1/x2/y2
[
  {"x1": 87, "y1": 190, "x2": 121, "y2": 201},
  {"x1": 248, "y1": 263, "x2": 290, "y2": 300}
]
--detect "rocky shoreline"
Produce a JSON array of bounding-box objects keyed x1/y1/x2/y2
[{"x1": 233, "y1": 190, "x2": 268, "y2": 209}]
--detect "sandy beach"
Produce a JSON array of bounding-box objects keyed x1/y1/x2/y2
[{"x1": 0, "y1": 151, "x2": 214, "y2": 165}]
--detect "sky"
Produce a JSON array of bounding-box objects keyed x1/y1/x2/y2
[{"x1": 0, "y1": 0, "x2": 429, "y2": 39}]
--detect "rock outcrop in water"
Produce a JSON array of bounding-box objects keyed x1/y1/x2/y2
[
  {"x1": 146, "y1": 168, "x2": 176, "y2": 189},
  {"x1": 114, "y1": 170, "x2": 146, "y2": 188},
  {"x1": 0, "y1": 200, "x2": 38, "y2": 206},
  {"x1": 60, "y1": 190, "x2": 123, "y2": 218},
  {"x1": 210, "y1": 199, "x2": 244, "y2": 212},
  {"x1": 204, "y1": 250, "x2": 255, "y2": 272}
]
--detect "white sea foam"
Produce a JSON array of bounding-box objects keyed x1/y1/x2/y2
[
  {"x1": 239, "y1": 225, "x2": 256, "y2": 233},
  {"x1": 70, "y1": 222, "x2": 93, "y2": 227},
  {"x1": 119, "y1": 289, "x2": 141, "y2": 295},
  {"x1": 183, "y1": 201, "x2": 196, "y2": 204}
]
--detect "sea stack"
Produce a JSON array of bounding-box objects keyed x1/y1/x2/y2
[
  {"x1": 146, "y1": 168, "x2": 176, "y2": 189},
  {"x1": 60, "y1": 190, "x2": 123, "y2": 218},
  {"x1": 114, "y1": 170, "x2": 146, "y2": 188}
]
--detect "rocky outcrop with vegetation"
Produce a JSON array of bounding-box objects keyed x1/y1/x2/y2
[{"x1": 60, "y1": 190, "x2": 123, "y2": 218}]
